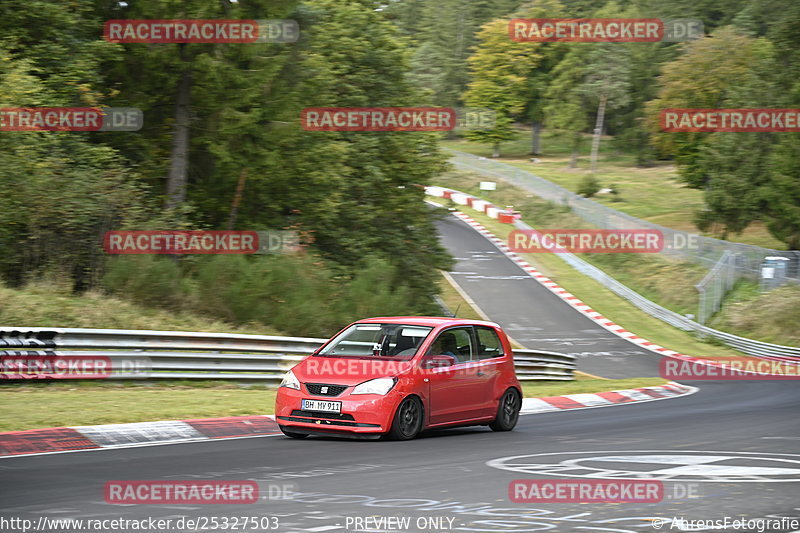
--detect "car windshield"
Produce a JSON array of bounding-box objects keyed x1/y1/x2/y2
[{"x1": 317, "y1": 323, "x2": 433, "y2": 360}]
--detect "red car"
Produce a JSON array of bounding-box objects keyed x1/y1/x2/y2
[{"x1": 275, "y1": 317, "x2": 522, "y2": 440}]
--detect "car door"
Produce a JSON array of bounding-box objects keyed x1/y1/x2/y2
[
  {"x1": 423, "y1": 326, "x2": 488, "y2": 424},
  {"x1": 469, "y1": 326, "x2": 506, "y2": 416}
]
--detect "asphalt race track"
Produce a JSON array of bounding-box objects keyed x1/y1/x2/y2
[
  {"x1": 1, "y1": 213, "x2": 798, "y2": 533},
  {"x1": 435, "y1": 215, "x2": 663, "y2": 379}
]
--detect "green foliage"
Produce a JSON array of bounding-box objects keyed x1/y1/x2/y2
[
  {"x1": 762, "y1": 135, "x2": 800, "y2": 249},
  {"x1": 102, "y1": 253, "x2": 433, "y2": 338},
  {"x1": 0, "y1": 41, "x2": 149, "y2": 289},
  {"x1": 645, "y1": 26, "x2": 799, "y2": 247},
  {"x1": 645, "y1": 27, "x2": 778, "y2": 185},
  {"x1": 0, "y1": 0, "x2": 454, "y2": 318},
  {"x1": 463, "y1": 19, "x2": 543, "y2": 155},
  {"x1": 102, "y1": 256, "x2": 185, "y2": 308},
  {"x1": 608, "y1": 184, "x2": 622, "y2": 202},
  {"x1": 390, "y1": 0, "x2": 525, "y2": 108},
  {"x1": 576, "y1": 175, "x2": 602, "y2": 197},
  {"x1": 1, "y1": 0, "x2": 799, "y2": 335}
]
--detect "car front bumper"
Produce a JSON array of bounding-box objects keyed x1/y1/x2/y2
[{"x1": 275, "y1": 386, "x2": 402, "y2": 435}]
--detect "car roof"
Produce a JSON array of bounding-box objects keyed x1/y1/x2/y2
[{"x1": 356, "y1": 316, "x2": 500, "y2": 328}]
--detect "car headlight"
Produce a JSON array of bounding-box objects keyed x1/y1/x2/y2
[
  {"x1": 352, "y1": 377, "x2": 396, "y2": 395},
  {"x1": 280, "y1": 370, "x2": 301, "y2": 390}
]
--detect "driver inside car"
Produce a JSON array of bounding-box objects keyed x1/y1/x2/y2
[{"x1": 429, "y1": 332, "x2": 460, "y2": 364}]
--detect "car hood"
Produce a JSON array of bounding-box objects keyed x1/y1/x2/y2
[{"x1": 294, "y1": 356, "x2": 415, "y2": 386}]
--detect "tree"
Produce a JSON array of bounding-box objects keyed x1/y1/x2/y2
[
  {"x1": 390, "y1": 0, "x2": 524, "y2": 109},
  {"x1": 543, "y1": 45, "x2": 590, "y2": 167},
  {"x1": 0, "y1": 44, "x2": 148, "y2": 288},
  {"x1": 275, "y1": 0, "x2": 453, "y2": 306},
  {"x1": 581, "y1": 44, "x2": 632, "y2": 172},
  {"x1": 462, "y1": 19, "x2": 542, "y2": 157},
  {"x1": 542, "y1": 1, "x2": 633, "y2": 171},
  {"x1": 763, "y1": 136, "x2": 800, "y2": 249},
  {"x1": 98, "y1": 0, "x2": 299, "y2": 215},
  {"x1": 513, "y1": 0, "x2": 567, "y2": 155},
  {"x1": 643, "y1": 27, "x2": 795, "y2": 245},
  {"x1": 645, "y1": 27, "x2": 776, "y2": 187}
]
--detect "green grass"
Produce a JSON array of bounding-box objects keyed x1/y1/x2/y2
[
  {"x1": 433, "y1": 169, "x2": 800, "y2": 347},
  {"x1": 428, "y1": 196, "x2": 748, "y2": 359},
  {"x1": 435, "y1": 169, "x2": 706, "y2": 316},
  {"x1": 711, "y1": 283, "x2": 800, "y2": 346},
  {"x1": 0, "y1": 381, "x2": 278, "y2": 432},
  {"x1": 0, "y1": 377, "x2": 666, "y2": 432},
  {"x1": 437, "y1": 271, "x2": 486, "y2": 321},
  {"x1": 521, "y1": 375, "x2": 668, "y2": 398},
  {"x1": 0, "y1": 280, "x2": 283, "y2": 335},
  {"x1": 441, "y1": 128, "x2": 786, "y2": 249}
]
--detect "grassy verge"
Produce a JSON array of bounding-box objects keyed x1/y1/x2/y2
[
  {"x1": 520, "y1": 375, "x2": 668, "y2": 398},
  {"x1": 437, "y1": 271, "x2": 486, "y2": 321},
  {"x1": 0, "y1": 381, "x2": 277, "y2": 432},
  {"x1": 0, "y1": 281, "x2": 283, "y2": 335},
  {"x1": 0, "y1": 377, "x2": 667, "y2": 432},
  {"x1": 441, "y1": 129, "x2": 786, "y2": 249},
  {"x1": 710, "y1": 283, "x2": 800, "y2": 346},
  {"x1": 428, "y1": 196, "x2": 747, "y2": 359},
  {"x1": 435, "y1": 169, "x2": 706, "y2": 316},
  {"x1": 432, "y1": 170, "x2": 800, "y2": 348}
]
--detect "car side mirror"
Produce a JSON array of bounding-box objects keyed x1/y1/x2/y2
[{"x1": 422, "y1": 355, "x2": 453, "y2": 369}]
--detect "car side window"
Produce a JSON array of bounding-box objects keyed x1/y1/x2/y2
[
  {"x1": 474, "y1": 327, "x2": 504, "y2": 360},
  {"x1": 426, "y1": 327, "x2": 474, "y2": 363}
]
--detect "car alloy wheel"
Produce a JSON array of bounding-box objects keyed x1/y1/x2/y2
[
  {"x1": 388, "y1": 396, "x2": 423, "y2": 440},
  {"x1": 490, "y1": 388, "x2": 520, "y2": 431}
]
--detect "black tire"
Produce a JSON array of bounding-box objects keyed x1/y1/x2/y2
[
  {"x1": 489, "y1": 388, "x2": 521, "y2": 432},
  {"x1": 279, "y1": 426, "x2": 308, "y2": 439},
  {"x1": 386, "y1": 396, "x2": 423, "y2": 440}
]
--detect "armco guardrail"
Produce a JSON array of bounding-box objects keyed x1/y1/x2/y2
[
  {"x1": 515, "y1": 219, "x2": 800, "y2": 363},
  {"x1": 0, "y1": 328, "x2": 575, "y2": 381},
  {"x1": 426, "y1": 184, "x2": 800, "y2": 363},
  {"x1": 448, "y1": 148, "x2": 800, "y2": 279}
]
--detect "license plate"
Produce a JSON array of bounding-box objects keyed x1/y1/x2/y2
[{"x1": 302, "y1": 399, "x2": 342, "y2": 413}]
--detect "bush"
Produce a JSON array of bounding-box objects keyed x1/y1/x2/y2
[
  {"x1": 576, "y1": 175, "x2": 601, "y2": 197},
  {"x1": 103, "y1": 255, "x2": 185, "y2": 308},
  {"x1": 609, "y1": 183, "x2": 622, "y2": 202},
  {"x1": 101, "y1": 253, "x2": 431, "y2": 338}
]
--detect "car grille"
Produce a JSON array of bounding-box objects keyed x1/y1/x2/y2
[
  {"x1": 291, "y1": 410, "x2": 355, "y2": 421},
  {"x1": 281, "y1": 410, "x2": 379, "y2": 428},
  {"x1": 305, "y1": 383, "x2": 348, "y2": 396}
]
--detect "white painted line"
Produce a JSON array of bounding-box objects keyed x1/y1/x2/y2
[
  {"x1": 441, "y1": 206, "x2": 727, "y2": 372},
  {"x1": 564, "y1": 393, "x2": 616, "y2": 407},
  {"x1": 0, "y1": 432, "x2": 284, "y2": 460},
  {"x1": 615, "y1": 389, "x2": 660, "y2": 402},
  {"x1": 520, "y1": 398, "x2": 561, "y2": 413}
]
